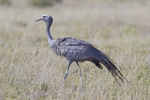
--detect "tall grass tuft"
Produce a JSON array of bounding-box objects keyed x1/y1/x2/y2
[
  {"x1": 0, "y1": 0, "x2": 11, "y2": 5},
  {"x1": 28, "y1": 0, "x2": 62, "y2": 7}
]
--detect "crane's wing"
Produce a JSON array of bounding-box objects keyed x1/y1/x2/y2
[
  {"x1": 52, "y1": 37, "x2": 128, "y2": 83},
  {"x1": 52, "y1": 37, "x2": 93, "y2": 58}
]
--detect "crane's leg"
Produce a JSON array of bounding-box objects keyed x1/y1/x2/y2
[
  {"x1": 76, "y1": 62, "x2": 82, "y2": 91},
  {"x1": 61, "y1": 61, "x2": 72, "y2": 88}
]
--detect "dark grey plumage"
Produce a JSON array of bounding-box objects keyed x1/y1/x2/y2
[
  {"x1": 53, "y1": 37, "x2": 126, "y2": 82},
  {"x1": 35, "y1": 14, "x2": 128, "y2": 90}
]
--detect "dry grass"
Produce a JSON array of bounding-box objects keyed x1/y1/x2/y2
[{"x1": 0, "y1": 0, "x2": 150, "y2": 99}]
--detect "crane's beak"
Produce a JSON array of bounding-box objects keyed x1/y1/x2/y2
[{"x1": 35, "y1": 18, "x2": 42, "y2": 22}]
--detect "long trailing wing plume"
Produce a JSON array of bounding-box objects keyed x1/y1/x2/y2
[{"x1": 92, "y1": 47, "x2": 129, "y2": 84}]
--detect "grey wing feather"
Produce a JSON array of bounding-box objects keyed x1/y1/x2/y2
[
  {"x1": 52, "y1": 37, "x2": 93, "y2": 60},
  {"x1": 58, "y1": 37, "x2": 93, "y2": 47},
  {"x1": 91, "y1": 47, "x2": 129, "y2": 83}
]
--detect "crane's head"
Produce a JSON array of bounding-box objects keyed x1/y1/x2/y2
[{"x1": 35, "y1": 14, "x2": 53, "y2": 26}]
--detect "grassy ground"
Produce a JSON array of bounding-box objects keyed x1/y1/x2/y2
[{"x1": 0, "y1": 0, "x2": 150, "y2": 99}]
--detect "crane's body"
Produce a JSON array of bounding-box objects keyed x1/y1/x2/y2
[
  {"x1": 35, "y1": 14, "x2": 128, "y2": 90},
  {"x1": 52, "y1": 37, "x2": 94, "y2": 61}
]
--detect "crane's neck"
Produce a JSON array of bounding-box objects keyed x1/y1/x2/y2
[
  {"x1": 46, "y1": 26, "x2": 53, "y2": 40},
  {"x1": 46, "y1": 23, "x2": 55, "y2": 47}
]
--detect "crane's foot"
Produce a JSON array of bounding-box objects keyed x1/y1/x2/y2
[
  {"x1": 61, "y1": 72, "x2": 68, "y2": 90},
  {"x1": 79, "y1": 71, "x2": 83, "y2": 91}
]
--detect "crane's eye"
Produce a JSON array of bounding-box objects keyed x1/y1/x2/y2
[{"x1": 43, "y1": 16, "x2": 45, "y2": 18}]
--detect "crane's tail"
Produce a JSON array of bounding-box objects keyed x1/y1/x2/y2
[{"x1": 93, "y1": 47, "x2": 129, "y2": 84}]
